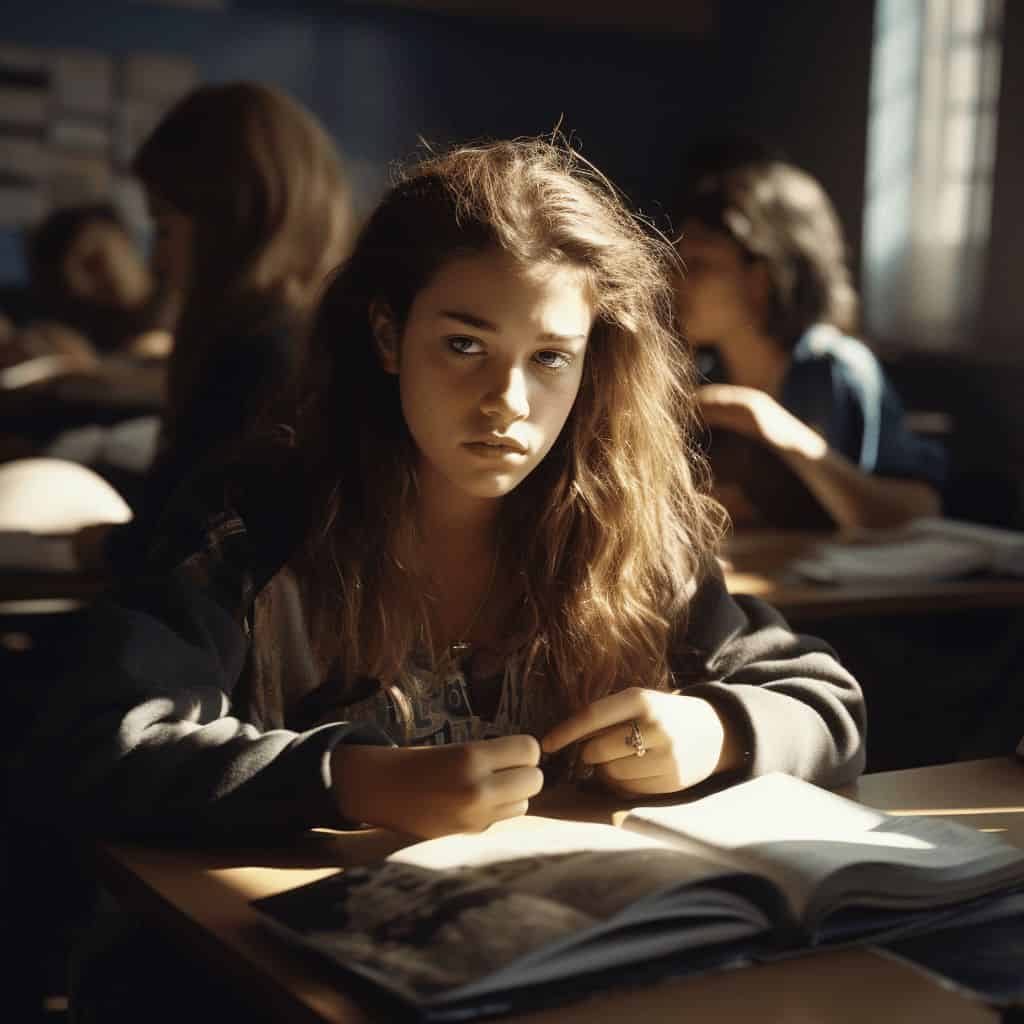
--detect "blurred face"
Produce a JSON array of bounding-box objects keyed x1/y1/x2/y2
[
  {"x1": 62, "y1": 220, "x2": 152, "y2": 311},
  {"x1": 378, "y1": 247, "x2": 593, "y2": 513},
  {"x1": 146, "y1": 190, "x2": 194, "y2": 310},
  {"x1": 675, "y1": 219, "x2": 764, "y2": 345}
]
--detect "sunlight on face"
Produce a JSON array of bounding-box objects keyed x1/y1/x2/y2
[{"x1": 384, "y1": 247, "x2": 593, "y2": 515}]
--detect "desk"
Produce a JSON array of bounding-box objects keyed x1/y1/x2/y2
[
  {"x1": 723, "y1": 530, "x2": 1024, "y2": 620},
  {"x1": 95, "y1": 757, "x2": 1024, "y2": 1024}
]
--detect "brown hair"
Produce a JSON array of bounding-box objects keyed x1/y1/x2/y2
[
  {"x1": 288, "y1": 137, "x2": 725, "y2": 734},
  {"x1": 681, "y1": 160, "x2": 858, "y2": 349},
  {"x1": 133, "y1": 81, "x2": 352, "y2": 429}
]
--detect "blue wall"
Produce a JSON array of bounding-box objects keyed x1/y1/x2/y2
[{"x1": 0, "y1": 0, "x2": 719, "y2": 285}]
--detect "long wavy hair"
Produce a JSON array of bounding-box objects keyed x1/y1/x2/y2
[
  {"x1": 681, "y1": 160, "x2": 859, "y2": 349},
  {"x1": 133, "y1": 81, "x2": 352, "y2": 435},
  {"x1": 290, "y1": 138, "x2": 725, "y2": 731}
]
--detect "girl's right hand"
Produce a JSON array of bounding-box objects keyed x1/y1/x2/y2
[{"x1": 330, "y1": 735, "x2": 543, "y2": 838}]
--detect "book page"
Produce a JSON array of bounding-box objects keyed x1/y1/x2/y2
[
  {"x1": 625, "y1": 774, "x2": 1024, "y2": 929},
  {"x1": 791, "y1": 535, "x2": 989, "y2": 583},
  {"x1": 790, "y1": 516, "x2": 1024, "y2": 583},
  {"x1": 255, "y1": 840, "x2": 772, "y2": 1011},
  {"x1": 626, "y1": 774, "x2": 894, "y2": 849}
]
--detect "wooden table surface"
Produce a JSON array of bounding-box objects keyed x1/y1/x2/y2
[{"x1": 94, "y1": 756, "x2": 1024, "y2": 1024}]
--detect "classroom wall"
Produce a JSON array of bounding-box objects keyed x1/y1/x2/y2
[{"x1": 0, "y1": 0, "x2": 722, "y2": 284}]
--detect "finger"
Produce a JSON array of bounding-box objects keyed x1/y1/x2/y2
[
  {"x1": 541, "y1": 688, "x2": 649, "y2": 754},
  {"x1": 598, "y1": 747, "x2": 676, "y2": 782},
  {"x1": 485, "y1": 764, "x2": 545, "y2": 804},
  {"x1": 598, "y1": 769, "x2": 686, "y2": 797},
  {"x1": 580, "y1": 719, "x2": 663, "y2": 766},
  {"x1": 476, "y1": 734, "x2": 541, "y2": 770},
  {"x1": 488, "y1": 799, "x2": 531, "y2": 824}
]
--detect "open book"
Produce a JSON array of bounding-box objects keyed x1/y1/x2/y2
[
  {"x1": 790, "y1": 517, "x2": 1024, "y2": 584},
  {"x1": 252, "y1": 773, "x2": 1024, "y2": 1021}
]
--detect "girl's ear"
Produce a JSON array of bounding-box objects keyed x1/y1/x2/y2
[{"x1": 369, "y1": 300, "x2": 400, "y2": 374}]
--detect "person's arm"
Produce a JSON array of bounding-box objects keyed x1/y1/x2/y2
[
  {"x1": 774, "y1": 435, "x2": 940, "y2": 529},
  {"x1": 10, "y1": 460, "x2": 544, "y2": 842},
  {"x1": 670, "y1": 571, "x2": 866, "y2": 786},
  {"x1": 542, "y1": 571, "x2": 866, "y2": 794},
  {"x1": 7, "y1": 475, "x2": 392, "y2": 839},
  {"x1": 698, "y1": 383, "x2": 941, "y2": 529}
]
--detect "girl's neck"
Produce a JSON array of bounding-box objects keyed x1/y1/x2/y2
[
  {"x1": 416, "y1": 470, "x2": 503, "y2": 559},
  {"x1": 716, "y1": 327, "x2": 789, "y2": 398}
]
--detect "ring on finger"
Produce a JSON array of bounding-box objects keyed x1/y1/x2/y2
[{"x1": 626, "y1": 719, "x2": 647, "y2": 758}]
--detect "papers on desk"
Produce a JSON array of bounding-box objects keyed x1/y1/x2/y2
[
  {"x1": 791, "y1": 517, "x2": 1024, "y2": 584},
  {"x1": 0, "y1": 531, "x2": 77, "y2": 572}
]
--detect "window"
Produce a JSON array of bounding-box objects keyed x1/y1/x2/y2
[{"x1": 862, "y1": 0, "x2": 1003, "y2": 349}]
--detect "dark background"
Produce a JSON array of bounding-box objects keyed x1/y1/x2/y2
[{"x1": 1, "y1": 0, "x2": 1023, "y2": 514}]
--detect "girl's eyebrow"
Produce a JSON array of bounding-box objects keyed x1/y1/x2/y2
[
  {"x1": 438, "y1": 310, "x2": 587, "y2": 344},
  {"x1": 439, "y1": 310, "x2": 497, "y2": 331}
]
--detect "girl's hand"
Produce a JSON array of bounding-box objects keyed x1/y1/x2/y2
[
  {"x1": 331, "y1": 735, "x2": 543, "y2": 838},
  {"x1": 698, "y1": 383, "x2": 827, "y2": 460},
  {"x1": 542, "y1": 688, "x2": 741, "y2": 797}
]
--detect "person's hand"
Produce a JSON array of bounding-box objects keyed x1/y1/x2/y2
[
  {"x1": 698, "y1": 383, "x2": 827, "y2": 460},
  {"x1": 542, "y1": 688, "x2": 740, "y2": 797},
  {"x1": 331, "y1": 735, "x2": 544, "y2": 838},
  {"x1": 20, "y1": 321, "x2": 101, "y2": 374}
]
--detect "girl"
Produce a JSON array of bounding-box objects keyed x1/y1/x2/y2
[
  {"x1": 676, "y1": 159, "x2": 948, "y2": 530},
  {"x1": 76, "y1": 81, "x2": 353, "y2": 567},
  {"x1": 16, "y1": 139, "x2": 865, "y2": 842}
]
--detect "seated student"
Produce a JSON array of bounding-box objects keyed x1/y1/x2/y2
[
  {"x1": 9, "y1": 137, "x2": 865, "y2": 1021},
  {"x1": 14, "y1": 137, "x2": 865, "y2": 834},
  {"x1": 69, "y1": 81, "x2": 353, "y2": 568},
  {"x1": 23, "y1": 200, "x2": 172, "y2": 361},
  {"x1": 675, "y1": 159, "x2": 948, "y2": 530}
]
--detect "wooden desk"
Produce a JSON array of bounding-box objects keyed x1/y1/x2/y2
[
  {"x1": 723, "y1": 529, "x2": 1024, "y2": 620},
  {"x1": 95, "y1": 757, "x2": 1024, "y2": 1024}
]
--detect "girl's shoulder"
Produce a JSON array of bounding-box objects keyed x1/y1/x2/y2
[{"x1": 146, "y1": 434, "x2": 311, "y2": 583}]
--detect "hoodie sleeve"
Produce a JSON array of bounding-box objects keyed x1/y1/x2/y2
[
  {"x1": 672, "y1": 572, "x2": 867, "y2": 788},
  {"x1": 8, "y1": 466, "x2": 392, "y2": 840}
]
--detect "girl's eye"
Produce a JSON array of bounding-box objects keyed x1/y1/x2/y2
[
  {"x1": 447, "y1": 336, "x2": 483, "y2": 356},
  {"x1": 534, "y1": 350, "x2": 572, "y2": 370}
]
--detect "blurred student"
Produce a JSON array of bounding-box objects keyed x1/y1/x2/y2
[
  {"x1": 675, "y1": 159, "x2": 947, "y2": 530},
  {"x1": 24, "y1": 201, "x2": 172, "y2": 360},
  {"x1": 75, "y1": 81, "x2": 353, "y2": 568}
]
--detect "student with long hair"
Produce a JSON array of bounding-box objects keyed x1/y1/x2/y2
[
  {"x1": 676, "y1": 159, "x2": 947, "y2": 530},
  {"x1": 17, "y1": 139, "x2": 864, "y2": 847},
  {"x1": 75, "y1": 80, "x2": 353, "y2": 567}
]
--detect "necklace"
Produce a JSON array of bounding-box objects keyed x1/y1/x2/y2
[{"x1": 444, "y1": 541, "x2": 500, "y2": 665}]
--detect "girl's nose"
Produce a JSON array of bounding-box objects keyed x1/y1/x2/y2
[{"x1": 479, "y1": 364, "x2": 529, "y2": 423}]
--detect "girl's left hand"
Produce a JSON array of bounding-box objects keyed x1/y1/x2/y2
[{"x1": 541, "y1": 688, "x2": 736, "y2": 796}]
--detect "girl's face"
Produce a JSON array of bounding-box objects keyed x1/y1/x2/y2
[
  {"x1": 675, "y1": 219, "x2": 765, "y2": 345},
  {"x1": 63, "y1": 220, "x2": 152, "y2": 311},
  {"x1": 146, "y1": 189, "x2": 194, "y2": 313},
  {"x1": 379, "y1": 247, "x2": 593, "y2": 511}
]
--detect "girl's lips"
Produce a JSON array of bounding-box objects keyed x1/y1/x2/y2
[{"x1": 463, "y1": 441, "x2": 527, "y2": 458}]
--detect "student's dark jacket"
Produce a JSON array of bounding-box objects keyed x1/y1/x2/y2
[
  {"x1": 12, "y1": 453, "x2": 867, "y2": 840},
  {"x1": 103, "y1": 320, "x2": 295, "y2": 571}
]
